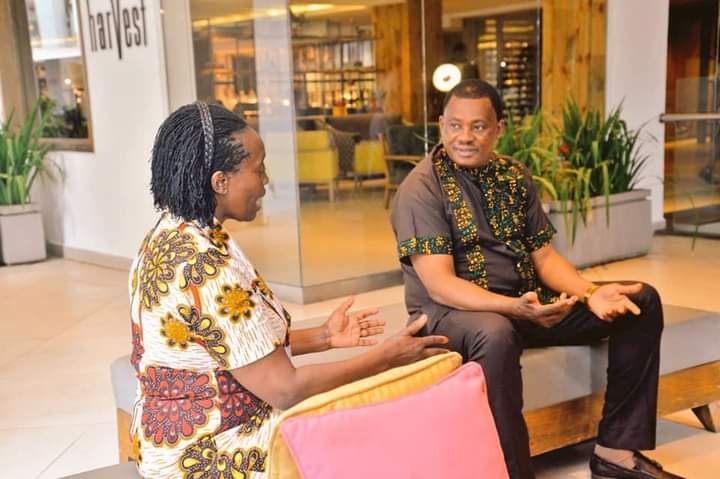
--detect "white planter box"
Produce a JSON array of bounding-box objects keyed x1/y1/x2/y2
[
  {"x1": 548, "y1": 189, "x2": 652, "y2": 268},
  {"x1": 0, "y1": 204, "x2": 47, "y2": 265}
]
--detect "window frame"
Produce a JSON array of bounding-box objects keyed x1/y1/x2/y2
[{"x1": 6, "y1": 0, "x2": 95, "y2": 152}]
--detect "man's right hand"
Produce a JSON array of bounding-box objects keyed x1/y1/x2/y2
[
  {"x1": 509, "y1": 291, "x2": 578, "y2": 328},
  {"x1": 380, "y1": 314, "x2": 450, "y2": 369}
]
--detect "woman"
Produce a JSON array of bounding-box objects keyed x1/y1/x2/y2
[{"x1": 129, "y1": 102, "x2": 448, "y2": 478}]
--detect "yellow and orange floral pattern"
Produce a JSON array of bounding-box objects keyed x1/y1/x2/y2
[{"x1": 129, "y1": 213, "x2": 289, "y2": 478}]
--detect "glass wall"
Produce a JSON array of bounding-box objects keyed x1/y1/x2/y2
[
  {"x1": 184, "y1": 0, "x2": 542, "y2": 297},
  {"x1": 290, "y1": 0, "x2": 542, "y2": 288},
  {"x1": 189, "y1": 0, "x2": 303, "y2": 288},
  {"x1": 665, "y1": 0, "x2": 720, "y2": 237},
  {"x1": 24, "y1": 0, "x2": 92, "y2": 143}
]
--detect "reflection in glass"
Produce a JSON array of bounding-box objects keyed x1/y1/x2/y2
[
  {"x1": 292, "y1": 1, "x2": 542, "y2": 287},
  {"x1": 25, "y1": 0, "x2": 90, "y2": 138},
  {"x1": 190, "y1": 0, "x2": 302, "y2": 287},
  {"x1": 186, "y1": 0, "x2": 543, "y2": 293}
]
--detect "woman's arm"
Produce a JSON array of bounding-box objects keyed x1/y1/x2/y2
[
  {"x1": 289, "y1": 326, "x2": 330, "y2": 356},
  {"x1": 232, "y1": 316, "x2": 447, "y2": 410},
  {"x1": 289, "y1": 297, "x2": 385, "y2": 356}
]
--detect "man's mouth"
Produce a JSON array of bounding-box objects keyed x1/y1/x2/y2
[{"x1": 454, "y1": 146, "x2": 479, "y2": 157}]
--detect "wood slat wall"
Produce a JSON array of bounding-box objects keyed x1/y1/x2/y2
[
  {"x1": 372, "y1": 0, "x2": 443, "y2": 124},
  {"x1": 541, "y1": 0, "x2": 607, "y2": 121},
  {"x1": 0, "y1": 0, "x2": 37, "y2": 121}
]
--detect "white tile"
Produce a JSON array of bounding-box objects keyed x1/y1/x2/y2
[
  {"x1": 0, "y1": 425, "x2": 86, "y2": 479},
  {"x1": 36, "y1": 422, "x2": 118, "y2": 479},
  {"x1": 1, "y1": 233, "x2": 719, "y2": 476}
]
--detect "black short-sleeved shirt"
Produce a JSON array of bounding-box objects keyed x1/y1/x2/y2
[{"x1": 390, "y1": 146, "x2": 557, "y2": 316}]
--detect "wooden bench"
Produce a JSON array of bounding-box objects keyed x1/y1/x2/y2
[{"x1": 112, "y1": 304, "x2": 720, "y2": 462}]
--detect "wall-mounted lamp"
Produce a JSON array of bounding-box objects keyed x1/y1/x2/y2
[{"x1": 432, "y1": 63, "x2": 462, "y2": 92}]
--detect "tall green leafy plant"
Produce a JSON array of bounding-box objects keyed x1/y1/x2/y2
[
  {"x1": 0, "y1": 99, "x2": 54, "y2": 206},
  {"x1": 495, "y1": 100, "x2": 648, "y2": 246},
  {"x1": 554, "y1": 97, "x2": 648, "y2": 243},
  {"x1": 495, "y1": 112, "x2": 558, "y2": 200}
]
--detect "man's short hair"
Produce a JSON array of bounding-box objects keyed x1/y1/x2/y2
[{"x1": 442, "y1": 79, "x2": 504, "y2": 120}]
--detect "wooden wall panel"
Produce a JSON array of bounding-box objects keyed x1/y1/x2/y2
[
  {"x1": 373, "y1": 0, "x2": 443, "y2": 124},
  {"x1": 373, "y1": 3, "x2": 406, "y2": 117},
  {"x1": 0, "y1": 0, "x2": 37, "y2": 120},
  {"x1": 542, "y1": 0, "x2": 606, "y2": 122}
]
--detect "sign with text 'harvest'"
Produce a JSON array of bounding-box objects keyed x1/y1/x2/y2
[{"x1": 85, "y1": 0, "x2": 148, "y2": 60}]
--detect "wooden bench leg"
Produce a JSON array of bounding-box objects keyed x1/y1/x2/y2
[
  {"x1": 692, "y1": 401, "x2": 720, "y2": 432},
  {"x1": 117, "y1": 409, "x2": 135, "y2": 463}
]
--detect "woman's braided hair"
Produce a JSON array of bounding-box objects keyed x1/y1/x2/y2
[{"x1": 150, "y1": 102, "x2": 250, "y2": 225}]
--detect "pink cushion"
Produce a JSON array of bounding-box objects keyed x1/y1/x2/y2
[{"x1": 280, "y1": 362, "x2": 508, "y2": 479}]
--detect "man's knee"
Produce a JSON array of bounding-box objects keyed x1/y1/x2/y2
[
  {"x1": 464, "y1": 314, "x2": 520, "y2": 363},
  {"x1": 631, "y1": 283, "x2": 664, "y2": 333}
]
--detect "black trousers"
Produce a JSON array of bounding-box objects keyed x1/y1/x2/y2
[{"x1": 423, "y1": 283, "x2": 664, "y2": 479}]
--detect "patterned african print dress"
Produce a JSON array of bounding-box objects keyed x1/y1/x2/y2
[{"x1": 128, "y1": 213, "x2": 291, "y2": 478}]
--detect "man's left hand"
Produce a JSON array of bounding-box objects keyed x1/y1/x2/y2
[
  {"x1": 587, "y1": 283, "x2": 643, "y2": 321},
  {"x1": 324, "y1": 297, "x2": 385, "y2": 348}
]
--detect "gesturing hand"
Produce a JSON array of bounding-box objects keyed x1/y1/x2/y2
[
  {"x1": 510, "y1": 291, "x2": 578, "y2": 328},
  {"x1": 325, "y1": 296, "x2": 386, "y2": 348},
  {"x1": 380, "y1": 314, "x2": 449, "y2": 369},
  {"x1": 587, "y1": 283, "x2": 642, "y2": 321}
]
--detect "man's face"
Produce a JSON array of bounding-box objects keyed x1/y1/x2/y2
[{"x1": 439, "y1": 96, "x2": 502, "y2": 169}]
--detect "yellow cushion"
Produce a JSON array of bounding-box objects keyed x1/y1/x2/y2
[
  {"x1": 297, "y1": 130, "x2": 333, "y2": 151},
  {"x1": 267, "y1": 352, "x2": 462, "y2": 478},
  {"x1": 354, "y1": 140, "x2": 385, "y2": 176},
  {"x1": 297, "y1": 150, "x2": 338, "y2": 183}
]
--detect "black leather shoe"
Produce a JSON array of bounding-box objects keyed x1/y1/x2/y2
[{"x1": 590, "y1": 452, "x2": 685, "y2": 478}]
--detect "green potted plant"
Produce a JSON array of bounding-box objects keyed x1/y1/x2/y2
[
  {"x1": 496, "y1": 100, "x2": 652, "y2": 268},
  {"x1": 0, "y1": 99, "x2": 56, "y2": 264}
]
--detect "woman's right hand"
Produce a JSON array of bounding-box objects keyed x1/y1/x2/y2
[{"x1": 380, "y1": 314, "x2": 450, "y2": 369}]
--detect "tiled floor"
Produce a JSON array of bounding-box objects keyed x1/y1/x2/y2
[{"x1": 1, "y1": 235, "x2": 719, "y2": 478}]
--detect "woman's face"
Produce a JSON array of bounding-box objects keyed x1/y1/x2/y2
[{"x1": 213, "y1": 128, "x2": 269, "y2": 223}]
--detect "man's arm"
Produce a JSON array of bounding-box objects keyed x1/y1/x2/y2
[
  {"x1": 531, "y1": 243, "x2": 593, "y2": 298},
  {"x1": 410, "y1": 254, "x2": 516, "y2": 313},
  {"x1": 531, "y1": 243, "x2": 642, "y2": 320},
  {"x1": 411, "y1": 253, "x2": 576, "y2": 325}
]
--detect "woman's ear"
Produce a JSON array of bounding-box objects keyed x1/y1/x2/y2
[{"x1": 210, "y1": 171, "x2": 228, "y2": 195}]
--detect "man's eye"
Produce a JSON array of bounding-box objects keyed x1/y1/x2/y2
[{"x1": 474, "y1": 124, "x2": 486, "y2": 131}]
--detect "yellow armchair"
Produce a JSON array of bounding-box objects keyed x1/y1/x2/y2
[
  {"x1": 353, "y1": 140, "x2": 385, "y2": 178},
  {"x1": 296, "y1": 130, "x2": 339, "y2": 202}
]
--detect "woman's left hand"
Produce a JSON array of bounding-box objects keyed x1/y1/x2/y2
[{"x1": 325, "y1": 296, "x2": 385, "y2": 348}]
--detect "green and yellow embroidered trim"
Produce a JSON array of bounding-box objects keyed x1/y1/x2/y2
[
  {"x1": 433, "y1": 149, "x2": 488, "y2": 288},
  {"x1": 432, "y1": 150, "x2": 557, "y2": 303},
  {"x1": 526, "y1": 222, "x2": 557, "y2": 252},
  {"x1": 398, "y1": 236, "x2": 453, "y2": 258},
  {"x1": 472, "y1": 156, "x2": 556, "y2": 302}
]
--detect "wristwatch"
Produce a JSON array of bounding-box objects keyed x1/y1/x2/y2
[{"x1": 581, "y1": 284, "x2": 600, "y2": 305}]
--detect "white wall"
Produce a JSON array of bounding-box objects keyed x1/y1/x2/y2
[
  {"x1": 36, "y1": 0, "x2": 169, "y2": 262},
  {"x1": 605, "y1": 0, "x2": 670, "y2": 228}
]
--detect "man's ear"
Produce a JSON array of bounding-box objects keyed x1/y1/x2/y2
[
  {"x1": 210, "y1": 170, "x2": 228, "y2": 195},
  {"x1": 497, "y1": 119, "x2": 506, "y2": 136}
]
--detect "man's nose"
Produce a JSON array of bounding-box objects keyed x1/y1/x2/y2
[{"x1": 457, "y1": 127, "x2": 474, "y2": 142}]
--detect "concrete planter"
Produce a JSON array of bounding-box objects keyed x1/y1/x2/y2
[
  {"x1": 0, "y1": 204, "x2": 47, "y2": 265},
  {"x1": 547, "y1": 189, "x2": 652, "y2": 268}
]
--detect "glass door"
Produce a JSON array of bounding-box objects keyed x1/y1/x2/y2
[{"x1": 663, "y1": 0, "x2": 720, "y2": 236}]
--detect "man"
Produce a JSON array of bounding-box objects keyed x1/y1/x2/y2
[{"x1": 390, "y1": 79, "x2": 682, "y2": 479}]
